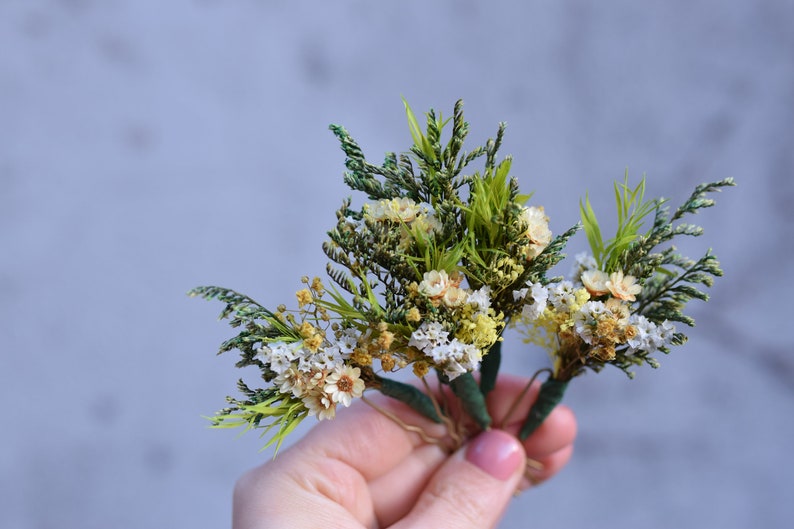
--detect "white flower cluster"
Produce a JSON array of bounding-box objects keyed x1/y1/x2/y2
[
  {"x1": 514, "y1": 278, "x2": 676, "y2": 358},
  {"x1": 256, "y1": 328, "x2": 365, "y2": 420},
  {"x1": 513, "y1": 282, "x2": 549, "y2": 320},
  {"x1": 407, "y1": 283, "x2": 493, "y2": 380},
  {"x1": 408, "y1": 321, "x2": 481, "y2": 380},
  {"x1": 625, "y1": 315, "x2": 676, "y2": 355}
]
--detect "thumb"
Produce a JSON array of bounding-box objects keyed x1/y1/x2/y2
[{"x1": 392, "y1": 429, "x2": 526, "y2": 529}]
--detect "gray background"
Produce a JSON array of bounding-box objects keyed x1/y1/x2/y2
[{"x1": 2, "y1": 1, "x2": 793, "y2": 528}]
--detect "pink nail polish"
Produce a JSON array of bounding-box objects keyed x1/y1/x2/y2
[{"x1": 465, "y1": 430, "x2": 524, "y2": 481}]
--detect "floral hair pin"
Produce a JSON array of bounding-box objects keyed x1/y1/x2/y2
[{"x1": 190, "y1": 100, "x2": 733, "y2": 454}]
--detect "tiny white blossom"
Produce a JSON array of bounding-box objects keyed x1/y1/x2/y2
[
  {"x1": 548, "y1": 281, "x2": 577, "y2": 311},
  {"x1": 409, "y1": 321, "x2": 449, "y2": 350},
  {"x1": 520, "y1": 282, "x2": 549, "y2": 321},
  {"x1": 334, "y1": 328, "x2": 359, "y2": 357},
  {"x1": 574, "y1": 301, "x2": 610, "y2": 344}
]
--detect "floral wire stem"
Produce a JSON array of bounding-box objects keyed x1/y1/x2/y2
[
  {"x1": 499, "y1": 368, "x2": 553, "y2": 430},
  {"x1": 361, "y1": 395, "x2": 448, "y2": 449},
  {"x1": 421, "y1": 376, "x2": 464, "y2": 448}
]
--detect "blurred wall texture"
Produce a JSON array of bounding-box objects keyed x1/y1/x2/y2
[{"x1": 1, "y1": 1, "x2": 792, "y2": 528}]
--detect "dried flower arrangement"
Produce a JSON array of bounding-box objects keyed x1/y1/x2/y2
[{"x1": 190, "y1": 100, "x2": 733, "y2": 454}]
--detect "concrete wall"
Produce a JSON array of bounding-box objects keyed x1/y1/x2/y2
[{"x1": 2, "y1": 1, "x2": 792, "y2": 527}]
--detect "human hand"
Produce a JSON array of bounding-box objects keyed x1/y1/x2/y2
[{"x1": 232, "y1": 373, "x2": 577, "y2": 529}]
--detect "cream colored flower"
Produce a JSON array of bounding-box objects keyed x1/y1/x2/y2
[
  {"x1": 442, "y1": 286, "x2": 469, "y2": 308},
  {"x1": 324, "y1": 365, "x2": 365, "y2": 407},
  {"x1": 419, "y1": 270, "x2": 451, "y2": 300},
  {"x1": 412, "y1": 213, "x2": 442, "y2": 235},
  {"x1": 365, "y1": 197, "x2": 421, "y2": 223},
  {"x1": 519, "y1": 206, "x2": 552, "y2": 259},
  {"x1": 581, "y1": 270, "x2": 610, "y2": 297},
  {"x1": 606, "y1": 270, "x2": 643, "y2": 301},
  {"x1": 521, "y1": 206, "x2": 552, "y2": 243},
  {"x1": 302, "y1": 389, "x2": 336, "y2": 420}
]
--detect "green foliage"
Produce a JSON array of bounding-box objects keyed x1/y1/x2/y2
[
  {"x1": 209, "y1": 384, "x2": 308, "y2": 455},
  {"x1": 593, "y1": 177, "x2": 733, "y2": 378},
  {"x1": 580, "y1": 174, "x2": 658, "y2": 272}
]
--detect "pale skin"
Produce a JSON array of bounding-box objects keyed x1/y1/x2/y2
[{"x1": 233, "y1": 374, "x2": 577, "y2": 529}]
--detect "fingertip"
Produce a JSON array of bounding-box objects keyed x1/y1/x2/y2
[{"x1": 465, "y1": 429, "x2": 526, "y2": 481}]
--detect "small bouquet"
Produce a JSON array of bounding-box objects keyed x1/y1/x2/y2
[{"x1": 190, "y1": 100, "x2": 733, "y2": 453}]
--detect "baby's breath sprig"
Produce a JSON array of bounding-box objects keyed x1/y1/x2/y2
[{"x1": 192, "y1": 100, "x2": 732, "y2": 455}]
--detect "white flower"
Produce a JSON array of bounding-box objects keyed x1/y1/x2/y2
[
  {"x1": 259, "y1": 341, "x2": 300, "y2": 374},
  {"x1": 626, "y1": 315, "x2": 675, "y2": 354},
  {"x1": 581, "y1": 270, "x2": 610, "y2": 297},
  {"x1": 324, "y1": 365, "x2": 365, "y2": 407},
  {"x1": 574, "y1": 301, "x2": 609, "y2": 344},
  {"x1": 333, "y1": 328, "x2": 359, "y2": 357},
  {"x1": 520, "y1": 282, "x2": 549, "y2": 321},
  {"x1": 427, "y1": 339, "x2": 481, "y2": 380},
  {"x1": 606, "y1": 270, "x2": 643, "y2": 301},
  {"x1": 274, "y1": 366, "x2": 306, "y2": 398},
  {"x1": 657, "y1": 320, "x2": 676, "y2": 344},
  {"x1": 467, "y1": 286, "x2": 492, "y2": 313},
  {"x1": 308, "y1": 348, "x2": 345, "y2": 372},
  {"x1": 409, "y1": 321, "x2": 449, "y2": 351},
  {"x1": 548, "y1": 280, "x2": 577, "y2": 311},
  {"x1": 412, "y1": 213, "x2": 442, "y2": 235}
]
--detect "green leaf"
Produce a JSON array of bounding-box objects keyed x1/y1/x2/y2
[
  {"x1": 519, "y1": 378, "x2": 568, "y2": 440},
  {"x1": 450, "y1": 373, "x2": 492, "y2": 430}
]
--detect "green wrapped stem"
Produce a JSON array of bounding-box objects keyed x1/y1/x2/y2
[
  {"x1": 518, "y1": 378, "x2": 568, "y2": 440},
  {"x1": 450, "y1": 372, "x2": 492, "y2": 430},
  {"x1": 379, "y1": 377, "x2": 442, "y2": 423},
  {"x1": 478, "y1": 340, "x2": 502, "y2": 396}
]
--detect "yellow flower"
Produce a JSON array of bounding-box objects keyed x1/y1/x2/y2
[
  {"x1": 311, "y1": 277, "x2": 325, "y2": 295},
  {"x1": 299, "y1": 321, "x2": 317, "y2": 339},
  {"x1": 412, "y1": 361, "x2": 430, "y2": 378},
  {"x1": 406, "y1": 307, "x2": 422, "y2": 323},
  {"x1": 351, "y1": 347, "x2": 372, "y2": 366},
  {"x1": 457, "y1": 311, "x2": 503, "y2": 351},
  {"x1": 304, "y1": 334, "x2": 324, "y2": 352},
  {"x1": 377, "y1": 330, "x2": 395, "y2": 350},
  {"x1": 296, "y1": 288, "x2": 313, "y2": 307},
  {"x1": 380, "y1": 354, "x2": 396, "y2": 372}
]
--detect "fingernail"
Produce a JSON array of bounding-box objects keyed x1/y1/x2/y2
[{"x1": 465, "y1": 430, "x2": 524, "y2": 481}]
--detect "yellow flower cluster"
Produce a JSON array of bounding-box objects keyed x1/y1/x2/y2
[{"x1": 455, "y1": 305, "x2": 504, "y2": 352}]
